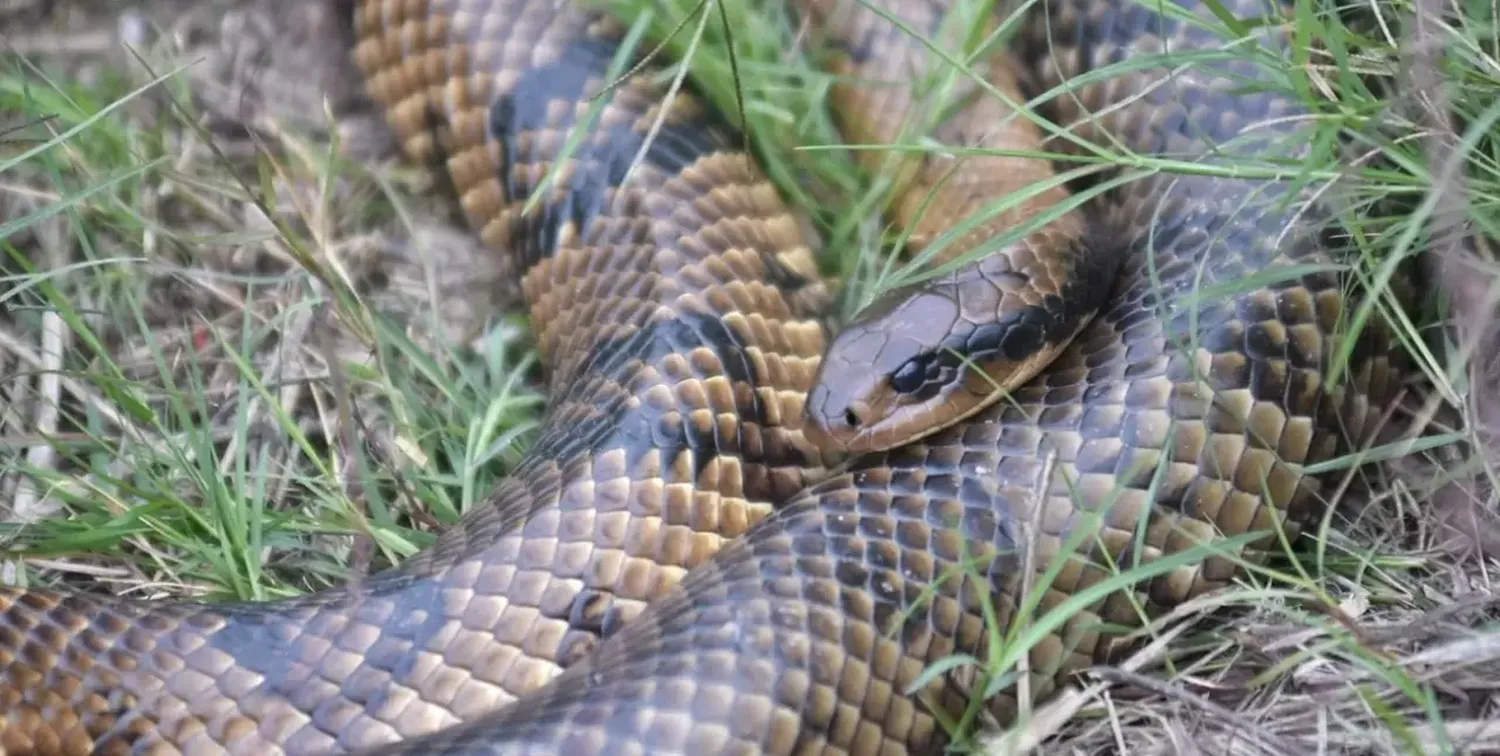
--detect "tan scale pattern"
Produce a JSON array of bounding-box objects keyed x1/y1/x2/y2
[
  {"x1": 353, "y1": 0, "x2": 1408, "y2": 753},
  {"x1": 1, "y1": 0, "x2": 1413, "y2": 754},
  {"x1": 804, "y1": 0, "x2": 1078, "y2": 263}
]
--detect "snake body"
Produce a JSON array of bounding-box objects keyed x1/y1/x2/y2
[{"x1": 0, "y1": 0, "x2": 1408, "y2": 753}]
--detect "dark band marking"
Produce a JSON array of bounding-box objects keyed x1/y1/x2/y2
[
  {"x1": 536, "y1": 309, "x2": 766, "y2": 487},
  {"x1": 488, "y1": 34, "x2": 738, "y2": 271},
  {"x1": 207, "y1": 579, "x2": 453, "y2": 739},
  {"x1": 896, "y1": 209, "x2": 1121, "y2": 401}
]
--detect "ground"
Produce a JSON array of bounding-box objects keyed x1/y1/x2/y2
[{"x1": 3, "y1": 0, "x2": 1500, "y2": 753}]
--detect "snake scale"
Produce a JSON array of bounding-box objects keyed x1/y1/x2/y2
[{"x1": 0, "y1": 0, "x2": 1410, "y2": 753}]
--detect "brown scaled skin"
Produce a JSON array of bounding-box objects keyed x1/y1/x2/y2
[
  {"x1": 0, "y1": 0, "x2": 1416, "y2": 753},
  {"x1": 798, "y1": 0, "x2": 1120, "y2": 455}
]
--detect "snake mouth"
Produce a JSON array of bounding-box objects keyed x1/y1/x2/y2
[
  {"x1": 802, "y1": 387, "x2": 980, "y2": 456},
  {"x1": 802, "y1": 335, "x2": 1093, "y2": 457},
  {"x1": 801, "y1": 369, "x2": 977, "y2": 456}
]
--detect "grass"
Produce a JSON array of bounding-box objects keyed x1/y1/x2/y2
[
  {"x1": 0, "y1": 15, "x2": 548, "y2": 599},
  {"x1": 2, "y1": 0, "x2": 1500, "y2": 753}
]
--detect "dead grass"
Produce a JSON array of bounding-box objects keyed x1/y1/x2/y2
[
  {"x1": 0, "y1": 0, "x2": 541, "y2": 601},
  {"x1": 2, "y1": 0, "x2": 1500, "y2": 753}
]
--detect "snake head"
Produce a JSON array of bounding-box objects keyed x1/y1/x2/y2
[{"x1": 803, "y1": 267, "x2": 1092, "y2": 455}]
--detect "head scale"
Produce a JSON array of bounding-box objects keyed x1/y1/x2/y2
[{"x1": 803, "y1": 279, "x2": 1072, "y2": 455}]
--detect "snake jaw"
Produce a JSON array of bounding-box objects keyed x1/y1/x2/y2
[{"x1": 802, "y1": 342, "x2": 1068, "y2": 455}]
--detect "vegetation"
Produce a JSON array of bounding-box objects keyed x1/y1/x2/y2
[{"x1": 1, "y1": 0, "x2": 1497, "y2": 751}]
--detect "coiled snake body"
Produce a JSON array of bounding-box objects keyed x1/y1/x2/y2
[{"x1": 0, "y1": 0, "x2": 1408, "y2": 753}]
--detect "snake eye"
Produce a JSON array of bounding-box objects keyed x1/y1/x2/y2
[
  {"x1": 843, "y1": 407, "x2": 863, "y2": 427},
  {"x1": 889, "y1": 356, "x2": 928, "y2": 394}
]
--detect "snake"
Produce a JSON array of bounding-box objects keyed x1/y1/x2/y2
[{"x1": 0, "y1": 0, "x2": 1411, "y2": 753}]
